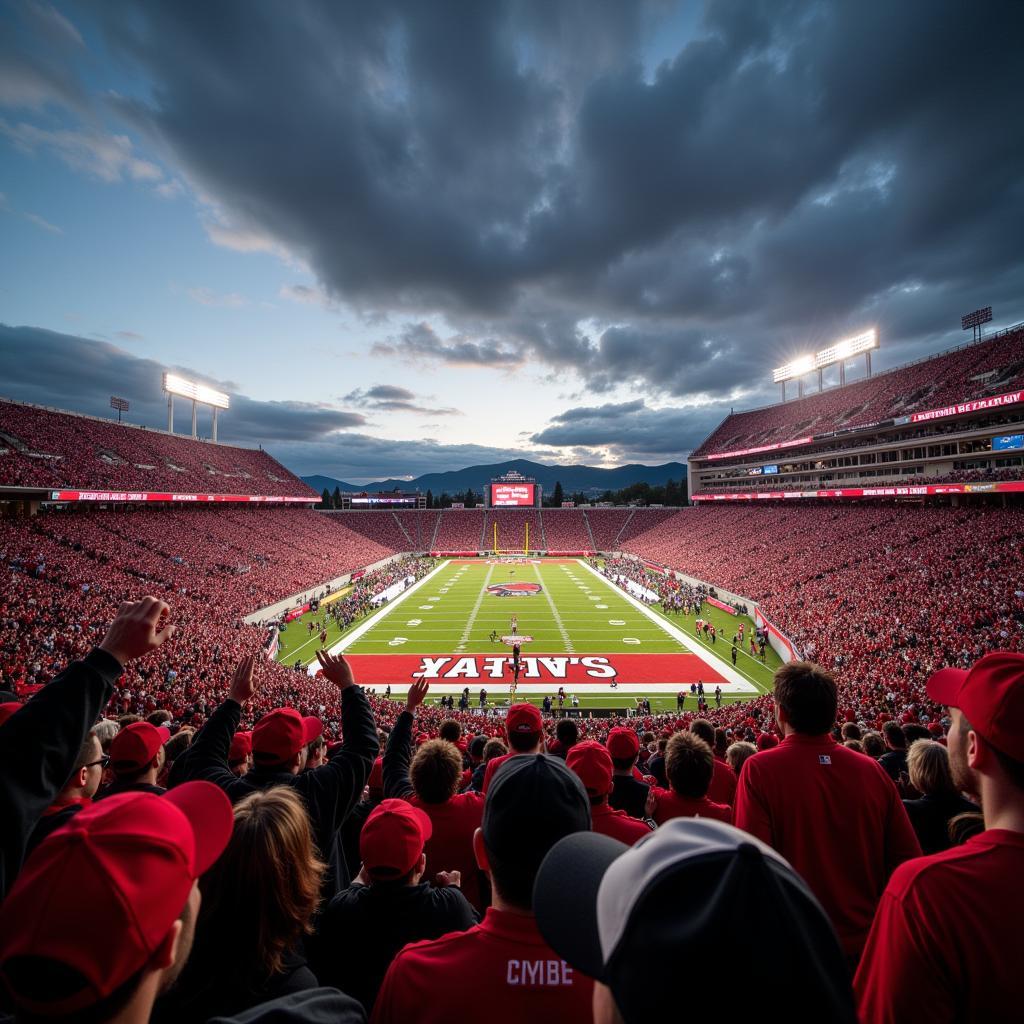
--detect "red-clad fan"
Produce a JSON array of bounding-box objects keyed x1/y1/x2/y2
[
  {"x1": 372, "y1": 754, "x2": 593, "y2": 1024},
  {"x1": 480, "y1": 702, "x2": 545, "y2": 793},
  {"x1": 567, "y1": 741, "x2": 653, "y2": 845},
  {"x1": 381, "y1": 681, "x2": 486, "y2": 910},
  {"x1": 734, "y1": 661, "x2": 921, "y2": 964},
  {"x1": 645, "y1": 731, "x2": 732, "y2": 825},
  {"x1": 607, "y1": 727, "x2": 650, "y2": 819},
  {"x1": 98, "y1": 721, "x2": 169, "y2": 799},
  {"x1": 856, "y1": 652, "x2": 1024, "y2": 1023}
]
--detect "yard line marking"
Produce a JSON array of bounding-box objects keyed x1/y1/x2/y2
[
  {"x1": 534, "y1": 562, "x2": 573, "y2": 652},
  {"x1": 460, "y1": 562, "x2": 497, "y2": 645}
]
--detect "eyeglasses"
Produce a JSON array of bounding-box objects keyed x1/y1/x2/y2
[{"x1": 84, "y1": 754, "x2": 111, "y2": 769}]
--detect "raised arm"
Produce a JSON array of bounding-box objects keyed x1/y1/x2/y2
[{"x1": 0, "y1": 597, "x2": 175, "y2": 896}]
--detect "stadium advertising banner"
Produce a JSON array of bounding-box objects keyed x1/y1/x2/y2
[
  {"x1": 349, "y1": 496, "x2": 416, "y2": 504},
  {"x1": 706, "y1": 597, "x2": 738, "y2": 616},
  {"x1": 692, "y1": 480, "x2": 1024, "y2": 501},
  {"x1": 993, "y1": 434, "x2": 1024, "y2": 451},
  {"x1": 910, "y1": 389, "x2": 1023, "y2": 424},
  {"x1": 50, "y1": 490, "x2": 318, "y2": 504},
  {"x1": 490, "y1": 482, "x2": 536, "y2": 506}
]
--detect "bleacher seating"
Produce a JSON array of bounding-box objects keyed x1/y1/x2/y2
[
  {"x1": 539, "y1": 509, "x2": 592, "y2": 551},
  {"x1": 431, "y1": 509, "x2": 485, "y2": 552},
  {"x1": 692, "y1": 325, "x2": 1024, "y2": 458},
  {"x1": 0, "y1": 398, "x2": 316, "y2": 497},
  {"x1": 482, "y1": 508, "x2": 540, "y2": 552}
]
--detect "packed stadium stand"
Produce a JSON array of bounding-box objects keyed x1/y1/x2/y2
[
  {"x1": 0, "y1": 398, "x2": 316, "y2": 496},
  {"x1": 538, "y1": 509, "x2": 594, "y2": 552},
  {"x1": 482, "y1": 507, "x2": 540, "y2": 552},
  {"x1": 328, "y1": 509, "x2": 410, "y2": 553},
  {"x1": 430, "y1": 508, "x2": 485, "y2": 552},
  {"x1": 693, "y1": 324, "x2": 1024, "y2": 458},
  {"x1": 689, "y1": 323, "x2": 1024, "y2": 499},
  {"x1": 584, "y1": 507, "x2": 635, "y2": 549}
]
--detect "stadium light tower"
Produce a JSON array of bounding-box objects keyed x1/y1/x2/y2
[
  {"x1": 773, "y1": 328, "x2": 877, "y2": 401},
  {"x1": 162, "y1": 372, "x2": 230, "y2": 441}
]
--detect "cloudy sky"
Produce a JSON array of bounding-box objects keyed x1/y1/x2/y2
[{"x1": 1, "y1": 1, "x2": 1022, "y2": 482}]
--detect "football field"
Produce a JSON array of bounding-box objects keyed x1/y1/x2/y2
[{"x1": 284, "y1": 558, "x2": 781, "y2": 712}]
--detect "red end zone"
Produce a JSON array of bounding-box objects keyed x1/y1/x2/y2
[{"x1": 341, "y1": 652, "x2": 727, "y2": 686}]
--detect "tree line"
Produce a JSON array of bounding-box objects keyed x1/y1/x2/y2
[{"x1": 319, "y1": 478, "x2": 687, "y2": 509}]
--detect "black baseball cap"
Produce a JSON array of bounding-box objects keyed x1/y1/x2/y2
[
  {"x1": 483, "y1": 754, "x2": 591, "y2": 878},
  {"x1": 534, "y1": 818, "x2": 855, "y2": 1023}
]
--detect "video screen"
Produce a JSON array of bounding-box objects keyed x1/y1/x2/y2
[{"x1": 491, "y1": 483, "x2": 535, "y2": 506}]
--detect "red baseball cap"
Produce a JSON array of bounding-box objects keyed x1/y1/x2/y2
[
  {"x1": 507, "y1": 702, "x2": 543, "y2": 736},
  {"x1": 0, "y1": 783, "x2": 232, "y2": 1016},
  {"x1": 252, "y1": 708, "x2": 323, "y2": 764},
  {"x1": 110, "y1": 722, "x2": 170, "y2": 773},
  {"x1": 567, "y1": 740, "x2": 613, "y2": 797},
  {"x1": 607, "y1": 727, "x2": 640, "y2": 760},
  {"x1": 228, "y1": 731, "x2": 252, "y2": 764},
  {"x1": 0, "y1": 702, "x2": 22, "y2": 727},
  {"x1": 926, "y1": 651, "x2": 1024, "y2": 761},
  {"x1": 757, "y1": 733, "x2": 779, "y2": 751},
  {"x1": 359, "y1": 798, "x2": 432, "y2": 880}
]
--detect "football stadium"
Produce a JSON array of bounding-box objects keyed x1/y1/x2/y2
[{"x1": 1, "y1": 3, "x2": 1022, "y2": 1023}]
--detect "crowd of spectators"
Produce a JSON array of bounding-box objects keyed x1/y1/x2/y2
[
  {"x1": 430, "y1": 509, "x2": 485, "y2": 551},
  {"x1": 692, "y1": 325, "x2": 1024, "y2": 459},
  {"x1": 538, "y1": 510, "x2": 593, "y2": 551},
  {"x1": 0, "y1": 398, "x2": 316, "y2": 496}
]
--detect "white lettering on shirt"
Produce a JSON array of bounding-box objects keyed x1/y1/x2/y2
[{"x1": 506, "y1": 960, "x2": 574, "y2": 986}]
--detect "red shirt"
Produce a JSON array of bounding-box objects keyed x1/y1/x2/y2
[
  {"x1": 708, "y1": 757, "x2": 738, "y2": 806},
  {"x1": 648, "y1": 786, "x2": 731, "y2": 825},
  {"x1": 855, "y1": 829, "x2": 1024, "y2": 1024},
  {"x1": 481, "y1": 752, "x2": 515, "y2": 793},
  {"x1": 733, "y1": 733, "x2": 921, "y2": 959},
  {"x1": 371, "y1": 908, "x2": 593, "y2": 1024},
  {"x1": 409, "y1": 791, "x2": 486, "y2": 912},
  {"x1": 591, "y1": 802, "x2": 654, "y2": 845}
]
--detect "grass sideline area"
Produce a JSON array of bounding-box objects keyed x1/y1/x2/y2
[{"x1": 275, "y1": 558, "x2": 781, "y2": 713}]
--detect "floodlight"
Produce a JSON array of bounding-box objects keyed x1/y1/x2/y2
[
  {"x1": 162, "y1": 372, "x2": 230, "y2": 409},
  {"x1": 772, "y1": 354, "x2": 815, "y2": 383},
  {"x1": 814, "y1": 328, "x2": 877, "y2": 368}
]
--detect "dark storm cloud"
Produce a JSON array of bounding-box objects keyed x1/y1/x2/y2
[
  {"x1": 0, "y1": 324, "x2": 367, "y2": 444},
  {"x1": 531, "y1": 399, "x2": 728, "y2": 457},
  {"x1": 16, "y1": 1, "x2": 1024, "y2": 405},
  {"x1": 371, "y1": 321, "x2": 523, "y2": 368},
  {"x1": 343, "y1": 382, "x2": 462, "y2": 416}
]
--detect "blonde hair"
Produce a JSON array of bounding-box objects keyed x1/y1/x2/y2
[{"x1": 907, "y1": 739, "x2": 955, "y2": 797}]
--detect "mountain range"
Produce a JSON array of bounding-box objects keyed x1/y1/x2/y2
[{"x1": 303, "y1": 459, "x2": 687, "y2": 497}]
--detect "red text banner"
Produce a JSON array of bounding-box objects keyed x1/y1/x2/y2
[
  {"x1": 692, "y1": 480, "x2": 1024, "y2": 501},
  {"x1": 706, "y1": 597, "x2": 738, "y2": 615},
  {"x1": 490, "y1": 483, "x2": 536, "y2": 506},
  {"x1": 335, "y1": 652, "x2": 727, "y2": 686},
  {"x1": 910, "y1": 389, "x2": 1022, "y2": 424}
]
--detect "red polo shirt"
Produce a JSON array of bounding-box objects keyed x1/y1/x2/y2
[
  {"x1": 855, "y1": 829, "x2": 1024, "y2": 1023},
  {"x1": 409, "y1": 791, "x2": 486, "y2": 912},
  {"x1": 371, "y1": 908, "x2": 593, "y2": 1024},
  {"x1": 734, "y1": 732, "x2": 921, "y2": 959},
  {"x1": 708, "y1": 757, "x2": 738, "y2": 806},
  {"x1": 648, "y1": 786, "x2": 731, "y2": 825},
  {"x1": 591, "y1": 802, "x2": 654, "y2": 845}
]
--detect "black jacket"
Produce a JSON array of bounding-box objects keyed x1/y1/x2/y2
[
  {"x1": 207, "y1": 988, "x2": 365, "y2": 1024},
  {"x1": 0, "y1": 647, "x2": 120, "y2": 897},
  {"x1": 610, "y1": 773, "x2": 650, "y2": 819},
  {"x1": 316, "y1": 882, "x2": 477, "y2": 1013},
  {"x1": 903, "y1": 792, "x2": 980, "y2": 854},
  {"x1": 172, "y1": 688, "x2": 379, "y2": 862},
  {"x1": 95, "y1": 780, "x2": 166, "y2": 800}
]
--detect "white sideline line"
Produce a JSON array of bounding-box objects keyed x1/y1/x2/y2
[
  {"x1": 459, "y1": 562, "x2": 496, "y2": 646},
  {"x1": 307, "y1": 560, "x2": 450, "y2": 673},
  {"x1": 534, "y1": 561, "x2": 573, "y2": 651},
  {"x1": 576, "y1": 560, "x2": 757, "y2": 693}
]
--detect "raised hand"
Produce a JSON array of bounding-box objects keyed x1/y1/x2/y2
[
  {"x1": 99, "y1": 597, "x2": 176, "y2": 667},
  {"x1": 406, "y1": 679, "x2": 429, "y2": 712},
  {"x1": 229, "y1": 654, "x2": 260, "y2": 705},
  {"x1": 644, "y1": 787, "x2": 657, "y2": 819},
  {"x1": 316, "y1": 649, "x2": 356, "y2": 691}
]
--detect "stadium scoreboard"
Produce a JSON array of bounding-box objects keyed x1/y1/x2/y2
[{"x1": 486, "y1": 471, "x2": 541, "y2": 507}]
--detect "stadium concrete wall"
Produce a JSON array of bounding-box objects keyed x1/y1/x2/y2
[{"x1": 243, "y1": 552, "x2": 406, "y2": 624}]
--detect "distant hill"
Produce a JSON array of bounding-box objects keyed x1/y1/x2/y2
[{"x1": 303, "y1": 459, "x2": 687, "y2": 497}]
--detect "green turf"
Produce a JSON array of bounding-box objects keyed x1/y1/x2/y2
[{"x1": 275, "y1": 558, "x2": 780, "y2": 710}]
